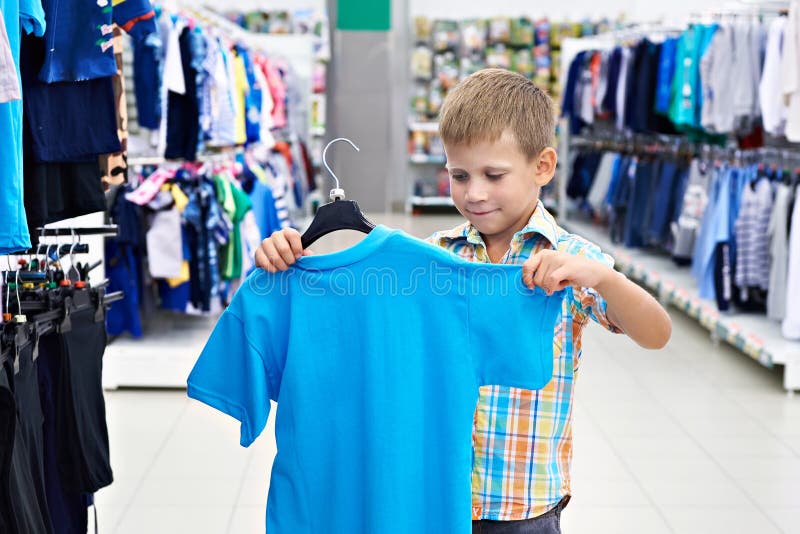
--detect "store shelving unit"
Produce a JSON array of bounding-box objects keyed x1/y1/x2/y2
[{"x1": 561, "y1": 218, "x2": 800, "y2": 394}]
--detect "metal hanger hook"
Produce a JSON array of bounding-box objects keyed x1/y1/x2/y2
[{"x1": 322, "y1": 138, "x2": 360, "y2": 197}]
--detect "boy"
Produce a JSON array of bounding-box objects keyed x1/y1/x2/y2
[{"x1": 255, "y1": 69, "x2": 672, "y2": 533}]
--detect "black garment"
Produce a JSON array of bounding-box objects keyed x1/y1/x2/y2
[
  {"x1": 165, "y1": 27, "x2": 201, "y2": 160},
  {"x1": 5, "y1": 348, "x2": 51, "y2": 534},
  {"x1": 12, "y1": 344, "x2": 53, "y2": 533},
  {"x1": 601, "y1": 47, "x2": 622, "y2": 117},
  {"x1": 625, "y1": 40, "x2": 677, "y2": 135},
  {"x1": 567, "y1": 151, "x2": 602, "y2": 200},
  {"x1": 54, "y1": 308, "x2": 113, "y2": 494},
  {"x1": 24, "y1": 159, "x2": 107, "y2": 235},
  {"x1": 0, "y1": 359, "x2": 18, "y2": 534},
  {"x1": 37, "y1": 334, "x2": 89, "y2": 534}
]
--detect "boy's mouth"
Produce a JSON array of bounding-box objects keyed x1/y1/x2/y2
[{"x1": 468, "y1": 209, "x2": 498, "y2": 217}]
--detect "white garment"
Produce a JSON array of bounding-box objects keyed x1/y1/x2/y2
[
  {"x1": 587, "y1": 152, "x2": 617, "y2": 216},
  {"x1": 768, "y1": 184, "x2": 793, "y2": 321},
  {"x1": 0, "y1": 8, "x2": 20, "y2": 104},
  {"x1": 761, "y1": 16, "x2": 788, "y2": 135},
  {"x1": 732, "y1": 20, "x2": 763, "y2": 128},
  {"x1": 253, "y1": 64, "x2": 276, "y2": 149},
  {"x1": 782, "y1": 185, "x2": 800, "y2": 339},
  {"x1": 782, "y1": 1, "x2": 800, "y2": 142},
  {"x1": 700, "y1": 24, "x2": 735, "y2": 133},
  {"x1": 158, "y1": 18, "x2": 187, "y2": 155},
  {"x1": 146, "y1": 207, "x2": 184, "y2": 279},
  {"x1": 615, "y1": 48, "x2": 631, "y2": 131}
]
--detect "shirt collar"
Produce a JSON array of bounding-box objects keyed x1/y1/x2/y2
[{"x1": 438, "y1": 201, "x2": 560, "y2": 248}]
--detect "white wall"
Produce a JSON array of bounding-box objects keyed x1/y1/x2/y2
[{"x1": 409, "y1": 0, "x2": 729, "y2": 23}]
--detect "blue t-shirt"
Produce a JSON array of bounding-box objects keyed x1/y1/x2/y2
[
  {"x1": 187, "y1": 225, "x2": 564, "y2": 533},
  {"x1": 0, "y1": 0, "x2": 44, "y2": 254}
]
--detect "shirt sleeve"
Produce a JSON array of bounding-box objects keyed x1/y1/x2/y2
[
  {"x1": 572, "y1": 242, "x2": 623, "y2": 334},
  {"x1": 19, "y1": 0, "x2": 46, "y2": 37},
  {"x1": 187, "y1": 307, "x2": 278, "y2": 447},
  {"x1": 113, "y1": 0, "x2": 157, "y2": 41},
  {"x1": 469, "y1": 268, "x2": 564, "y2": 390}
]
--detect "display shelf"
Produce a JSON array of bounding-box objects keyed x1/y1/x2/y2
[
  {"x1": 409, "y1": 154, "x2": 446, "y2": 164},
  {"x1": 408, "y1": 121, "x2": 440, "y2": 133},
  {"x1": 561, "y1": 218, "x2": 800, "y2": 393},
  {"x1": 408, "y1": 195, "x2": 454, "y2": 206}
]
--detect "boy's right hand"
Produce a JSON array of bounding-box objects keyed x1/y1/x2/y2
[{"x1": 255, "y1": 228, "x2": 313, "y2": 273}]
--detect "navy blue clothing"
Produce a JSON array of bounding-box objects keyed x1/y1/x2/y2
[
  {"x1": 37, "y1": 334, "x2": 89, "y2": 534},
  {"x1": 106, "y1": 186, "x2": 145, "y2": 338},
  {"x1": 132, "y1": 32, "x2": 163, "y2": 129},
  {"x1": 646, "y1": 160, "x2": 680, "y2": 246},
  {"x1": 184, "y1": 179, "x2": 224, "y2": 312},
  {"x1": 567, "y1": 152, "x2": 602, "y2": 200},
  {"x1": 38, "y1": 0, "x2": 156, "y2": 82},
  {"x1": 165, "y1": 27, "x2": 203, "y2": 161},
  {"x1": 562, "y1": 51, "x2": 587, "y2": 135},
  {"x1": 624, "y1": 159, "x2": 657, "y2": 247},
  {"x1": 21, "y1": 34, "x2": 120, "y2": 163},
  {"x1": 601, "y1": 47, "x2": 622, "y2": 118},
  {"x1": 625, "y1": 40, "x2": 676, "y2": 134}
]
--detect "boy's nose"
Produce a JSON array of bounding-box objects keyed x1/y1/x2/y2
[{"x1": 465, "y1": 184, "x2": 489, "y2": 203}]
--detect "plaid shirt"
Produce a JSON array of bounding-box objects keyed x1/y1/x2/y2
[{"x1": 427, "y1": 201, "x2": 621, "y2": 520}]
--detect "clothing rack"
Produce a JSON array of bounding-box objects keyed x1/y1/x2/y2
[
  {"x1": 34, "y1": 226, "x2": 119, "y2": 238},
  {"x1": 560, "y1": 128, "x2": 800, "y2": 393}
]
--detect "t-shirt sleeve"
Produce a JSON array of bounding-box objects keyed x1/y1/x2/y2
[
  {"x1": 113, "y1": 0, "x2": 157, "y2": 41},
  {"x1": 19, "y1": 0, "x2": 46, "y2": 37},
  {"x1": 187, "y1": 307, "x2": 277, "y2": 447},
  {"x1": 469, "y1": 269, "x2": 564, "y2": 390},
  {"x1": 572, "y1": 243, "x2": 623, "y2": 334}
]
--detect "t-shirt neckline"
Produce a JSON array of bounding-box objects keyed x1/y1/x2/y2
[{"x1": 294, "y1": 225, "x2": 396, "y2": 270}]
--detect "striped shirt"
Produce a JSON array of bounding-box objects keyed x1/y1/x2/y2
[{"x1": 426, "y1": 201, "x2": 622, "y2": 520}]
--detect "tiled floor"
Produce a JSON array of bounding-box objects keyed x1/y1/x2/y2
[{"x1": 95, "y1": 214, "x2": 800, "y2": 533}]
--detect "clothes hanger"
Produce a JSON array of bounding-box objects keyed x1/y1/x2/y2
[{"x1": 300, "y1": 138, "x2": 376, "y2": 249}]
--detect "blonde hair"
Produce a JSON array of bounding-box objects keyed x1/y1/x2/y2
[{"x1": 438, "y1": 68, "x2": 555, "y2": 160}]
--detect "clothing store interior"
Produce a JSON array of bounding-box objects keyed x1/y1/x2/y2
[{"x1": 2, "y1": 0, "x2": 800, "y2": 532}]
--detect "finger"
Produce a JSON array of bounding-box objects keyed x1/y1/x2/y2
[
  {"x1": 523, "y1": 253, "x2": 544, "y2": 287},
  {"x1": 302, "y1": 249, "x2": 315, "y2": 256},
  {"x1": 547, "y1": 266, "x2": 571, "y2": 294},
  {"x1": 272, "y1": 232, "x2": 297, "y2": 267},
  {"x1": 532, "y1": 259, "x2": 552, "y2": 292},
  {"x1": 285, "y1": 230, "x2": 304, "y2": 259},
  {"x1": 255, "y1": 248, "x2": 269, "y2": 271},
  {"x1": 262, "y1": 239, "x2": 289, "y2": 271}
]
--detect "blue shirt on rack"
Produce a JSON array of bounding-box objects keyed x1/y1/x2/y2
[
  {"x1": 0, "y1": 0, "x2": 45, "y2": 254},
  {"x1": 187, "y1": 225, "x2": 565, "y2": 534}
]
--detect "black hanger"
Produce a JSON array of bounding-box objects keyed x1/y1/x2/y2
[{"x1": 301, "y1": 138, "x2": 376, "y2": 249}]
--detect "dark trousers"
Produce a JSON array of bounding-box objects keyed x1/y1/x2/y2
[{"x1": 472, "y1": 497, "x2": 569, "y2": 534}]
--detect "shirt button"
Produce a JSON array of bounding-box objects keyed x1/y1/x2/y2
[{"x1": 684, "y1": 57, "x2": 692, "y2": 67}]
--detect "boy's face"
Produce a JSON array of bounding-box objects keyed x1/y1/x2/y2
[{"x1": 444, "y1": 130, "x2": 555, "y2": 245}]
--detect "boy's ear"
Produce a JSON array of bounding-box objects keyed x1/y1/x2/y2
[{"x1": 533, "y1": 147, "x2": 558, "y2": 187}]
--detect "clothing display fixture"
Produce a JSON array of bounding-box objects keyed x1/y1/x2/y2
[
  {"x1": 0, "y1": 230, "x2": 122, "y2": 533},
  {"x1": 189, "y1": 226, "x2": 565, "y2": 533}
]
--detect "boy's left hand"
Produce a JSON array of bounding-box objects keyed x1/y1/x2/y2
[{"x1": 522, "y1": 249, "x2": 613, "y2": 295}]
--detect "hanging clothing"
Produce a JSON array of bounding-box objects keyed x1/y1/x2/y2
[
  {"x1": 0, "y1": 8, "x2": 20, "y2": 104},
  {"x1": 0, "y1": 0, "x2": 45, "y2": 255},
  {"x1": 782, "y1": 186, "x2": 800, "y2": 339},
  {"x1": 761, "y1": 16, "x2": 788, "y2": 136},
  {"x1": 782, "y1": 2, "x2": 800, "y2": 142},
  {"x1": 37, "y1": 0, "x2": 155, "y2": 83},
  {"x1": 734, "y1": 177, "x2": 773, "y2": 291},
  {"x1": 768, "y1": 184, "x2": 794, "y2": 321}
]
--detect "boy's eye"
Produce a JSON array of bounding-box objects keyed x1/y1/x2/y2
[
  {"x1": 450, "y1": 174, "x2": 468, "y2": 181},
  {"x1": 486, "y1": 173, "x2": 505, "y2": 180}
]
